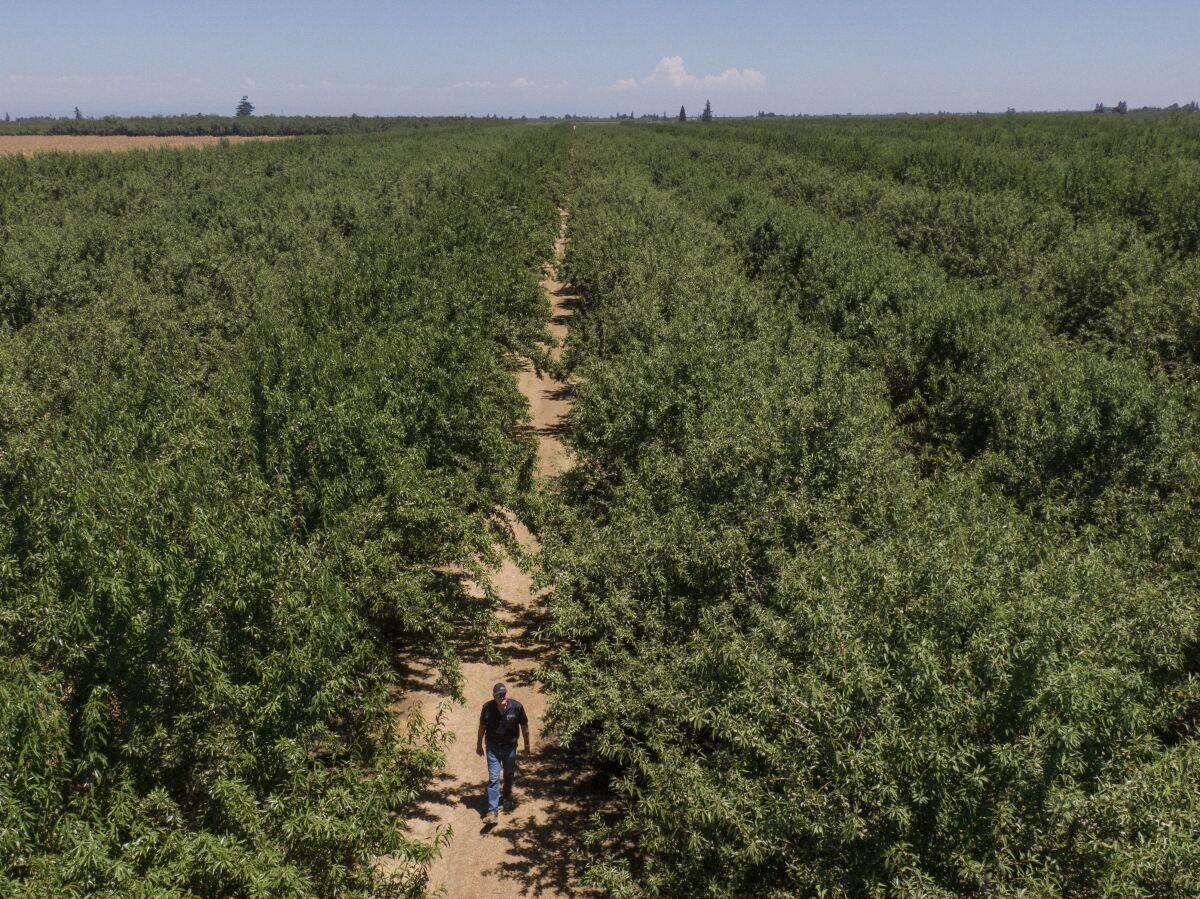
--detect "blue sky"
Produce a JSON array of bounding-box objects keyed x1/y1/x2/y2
[{"x1": 2, "y1": 1, "x2": 1196, "y2": 117}]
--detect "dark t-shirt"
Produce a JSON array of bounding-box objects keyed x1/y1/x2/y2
[{"x1": 480, "y1": 698, "x2": 528, "y2": 746}]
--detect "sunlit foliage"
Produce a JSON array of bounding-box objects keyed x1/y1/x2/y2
[
  {"x1": 544, "y1": 118, "x2": 1199, "y2": 897},
  {"x1": 0, "y1": 126, "x2": 566, "y2": 896}
]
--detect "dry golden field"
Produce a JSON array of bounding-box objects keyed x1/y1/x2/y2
[{"x1": 0, "y1": 134, "x2": 289, "y2": 156}]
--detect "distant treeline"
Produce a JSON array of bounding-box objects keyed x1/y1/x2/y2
[
  {"x1": 4, "y1": 109, "x2": 1198, "y2": 137},
  {"x1": 0, "y1": 114, "x2": 487, "y2": 136}
]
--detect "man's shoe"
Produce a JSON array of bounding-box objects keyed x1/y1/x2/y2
[{"x1": 484, "y1": 810, "x2": 498, "y2": 826}]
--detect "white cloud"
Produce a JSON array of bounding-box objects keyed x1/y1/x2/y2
[
  {"x1": 650, "y1": 56, "x2": 693, "y2": 88},
  {"x1": 616, "y1": 56, "x2": 766, "y2": 91},
  {"x1": 705, "y1": 66, "x2": 767, "y2": 89},
  {"x1": 346, "y1": 81, "x2": 404, "y2": 95},
  {"x1": 455, "y1": 80, "x2": 494, "y2": 89},
  {"x1": 508, "y1": 77, "x2": 568, "y2": 90}
]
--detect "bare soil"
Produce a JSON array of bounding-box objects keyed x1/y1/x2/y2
[
  {"x1": 388, "y1": 214, "x2": 603, "y2": 897},
  {"x1": 0, "y1": 135, "x2": 289, "y2": 157}
]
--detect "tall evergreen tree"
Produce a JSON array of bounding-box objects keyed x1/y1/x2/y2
[
  {"x1": 701, "y1": 99, "x2": 713, "y2": 122},
  {"x1": 678, "y1": 105, "x2": 687, "y2": 122},
  {"x1": 235, "y1": 96, "x2": 255, "y2": 117},
  {"x1": 74, "y1": 106, "x2": 82, "y2": 120}
]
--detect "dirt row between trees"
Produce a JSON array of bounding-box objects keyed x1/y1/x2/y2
[
  {"x1": 390, "y1": 210, "x2": 603, "y2": 897},
  {"x1": 0, "y1": 135, "x2": 290, "y2": 156}
]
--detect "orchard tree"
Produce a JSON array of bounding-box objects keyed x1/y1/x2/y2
[
  {"x1": 678, "y1": 105, "x2": 687, "y2": 122},
  {"x1": 701, "y1": 99, "x2": 713, "y2": 122},
  {"x1": 235, "y1": 95, "x2": 255, "y2": 117}
]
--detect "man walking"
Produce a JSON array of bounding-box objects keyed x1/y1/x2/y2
[{"x1": 476, "y1": 682, "x2": 530, "y2": 826}]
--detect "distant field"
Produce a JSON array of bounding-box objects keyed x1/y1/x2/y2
[{"x1": 0, "y1": 134, "x2": 290, "y2": 155}]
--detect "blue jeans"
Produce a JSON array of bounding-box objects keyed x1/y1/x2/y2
[{"x1": 485, "y1": 741, "x2": 517, "y2": 814}]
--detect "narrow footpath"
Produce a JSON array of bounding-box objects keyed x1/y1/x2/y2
[{"x1": 398, "y1": 211, "x2": 592, "y2": 897}]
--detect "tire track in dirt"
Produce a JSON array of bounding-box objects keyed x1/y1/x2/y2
[{"x1": 391, "y1": 210, "x2": 597, "y2": 897}]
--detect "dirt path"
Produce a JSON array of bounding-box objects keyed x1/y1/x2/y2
[{"x1": 397, "y1": 212, "x2": 593, "y2": 897}]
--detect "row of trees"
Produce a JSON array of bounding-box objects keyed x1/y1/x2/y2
[
  {"x1": 665, "y1": 121, "x2": 1199, "y2": 377},
  {"x1": 1096, "y1": 100, "x2": 1199, "y2": 113},
  {"x1": 719, "y1": 112, "x2": 1200, "y2": 254},
  {"x1": 543, "y1": 117, "x2": 1199, "y2": 895},
  {"x1": 0, "y1": 125, "x2": 567, "y2": 895},
  {"x1": 6, "y1": 97, "x2": 252, "y2": 128}
]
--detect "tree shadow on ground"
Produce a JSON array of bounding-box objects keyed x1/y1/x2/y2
[
  {"x1": 409, "y1": 771, "x2": 491, "y2": 820},
  {"x1": 403, "y1": 734, "x2": 617, "y2": 894},
  {"x1": 391, "y1": 566, "x2": 551, "y2": 689},
  {"x1": 484, "y1": 740, "x2": 616, "y2": 897},
  {"x1": 550, "y1": 295, "x2": 580, "y2": 326},
  {"x1": 392, "y1": 510, "x2": 618, "y2": 894}
]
